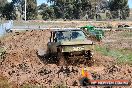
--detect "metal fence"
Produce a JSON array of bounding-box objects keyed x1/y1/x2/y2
[{"x1": 0, "y1": 20, "x2": 13, "y2": 36}]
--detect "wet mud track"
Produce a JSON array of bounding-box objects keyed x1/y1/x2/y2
[{"x1": 0, "y1": 30, "x2": 132, "y2": 88}]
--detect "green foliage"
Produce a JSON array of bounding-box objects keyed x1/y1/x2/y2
[
  {"x1": 38, "y1": 3, "x2": 55, "y2": 20},
  {"x1": 0, "y1": 0, "x2": 16, "y2": 20},
  {"x1": 109, "y1": 0, "x2": 130, "y2": 20},
  {"x1": 2, "y1": 2, "x2": 16, "y2": 20},
  {"x1": 47, "y1": 0, "x2": 94, "y2": 19},
  {"x1": 110, "y1": 11, "x2": 119, "y2": 19},
  {"x1": 106, "y1": 12, "x2": 112, "y2": 19},
  {"x1": 45, "y1": 0, "x2": 130, "y2": 20},
  {"x1": 0, "y1": 0, "x2": 130, "y2": 20},
  {"x1": 0, "y1": 0, "x2": 7, "y2": 14},
  {"x1": 95, "y1": 45, "x2": 132, "y2": 64},
  {"x1": 109, "y1": 0, "x2": 128, "y2": 10},
  {"x1": 26, "y1": 0, "x2": 38, "y2": 20},
  {"x1": 120, "y1": 5, "x2": 130, "y2": 19},
  {"x1": 12, "y1": 0, "x2": 38, "y2": 20}
]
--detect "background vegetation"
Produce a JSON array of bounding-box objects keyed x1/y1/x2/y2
[
  {"x1": 95, "y1": 45, "x2": 132, "y2": 64},
  {"x1": 0, "y1": 0, "x2": 130, "y2": 20}
]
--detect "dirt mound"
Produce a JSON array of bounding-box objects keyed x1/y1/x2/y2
[{"x1": 0, "y1": 30, "x2": 132, "y2": 87}]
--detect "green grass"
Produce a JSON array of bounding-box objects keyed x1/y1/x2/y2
[
  {"x1": 119, "y1": 32, "x2": 132, "y2": 38},
  {"x1": 95, "y1": 45, "x2": 132, "y2": 64}
]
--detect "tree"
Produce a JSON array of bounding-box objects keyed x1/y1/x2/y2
[
  {"x1": 0, "y1": 0, "x2": 7, "y2": 18},
  {"x1": 12, "y1": 0, "x2": 38, "y2": 20},
  {"x1": 38, "y1": 3, "x2": 48, "y2": 10},
  {"x1": 39, "y1": 3, "x2": 55, "y2": 20},
  {"x1": 47, "y1": 0, "x2": 77, "y2": 19},
  {"x1": 12, "y1": 0, "x2": 24, "y2": 16},
  {"x1": 26, "y1": 0, "x2": 38, "y2": 20},
  {"x1": 2, "y1": 2, "x2": 17, "y2": 20},
  {"x1": 97, "y1": 0, "x2": 109, "y2": 12},
  {"x1": 47, "y1": 0, "x2": 93, "y2": 19},
  {"x1": 0, "y1": 0, "x2": 7, "y2": 12},
  {"x1": 120, "y1": 5, "x2": 130, "y2": 19},
  {"x1": 109, "y1": 0, "x2": 130, "y2": 20},
  {"x1": 72, "y1": 0, "x2": 82, "y2": 19}
]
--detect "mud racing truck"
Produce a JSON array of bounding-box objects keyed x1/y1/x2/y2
[{"x1": 38, "y1": 28, "x2": 95, "y2": 65}]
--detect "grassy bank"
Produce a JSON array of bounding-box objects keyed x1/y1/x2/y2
[
  {"x1": 119, "y1": 32, "x2": 132, "y2": 38},
  {"x1": 95, "y1": 45, "x2": 132, "y2": 64}
]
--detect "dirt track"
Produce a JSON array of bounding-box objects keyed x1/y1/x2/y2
[
  {"x1": 14, "y1": 20, "x2": 132, "y2": 29},
  {"x1": 0, "y1": 29, "x2": 132, "y2": 88}
]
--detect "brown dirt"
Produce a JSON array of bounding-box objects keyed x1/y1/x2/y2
[{"x1": 0, "y1": 29, "x2": 132, "y2": 88}]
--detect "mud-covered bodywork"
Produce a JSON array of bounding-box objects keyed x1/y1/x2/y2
[{"x1": 47, "y1": 29, "x2": 94, "y2": 65}]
